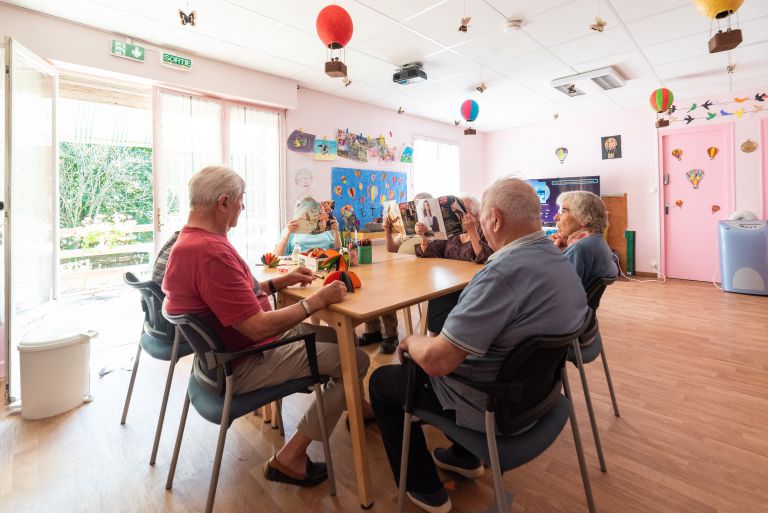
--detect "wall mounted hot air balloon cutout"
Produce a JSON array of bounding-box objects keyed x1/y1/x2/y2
[
  {"x1": 675, "y1": 199, "x2": 684, "y2": 208},
  {"x1": 686, "y1": 169, "x2": 704, "y2": 189},
  {"x1": 707, "y1": 146, "x2": 719, "y2": 160},
  {"x1": 672, "y1": 148, "x2": 683, "y2": 161},
  {"x1": 711, "y1": 205, "x2": 721, "y2": 214},
  {"x1": 460, "y1": 99, "x2": 479, "y2": 135},
  {"x1": 650, "y1": 88, "x2": 674, "y2": 127},
  {"x1": 316, "y1": 5, "x2": 353, "y2": 78},
  {"x1": 555, "y1": 147, "x2": 568, "y2": 164},
  {"x1": 740, "y1": 139, "x2": 757, "y2": 153}
]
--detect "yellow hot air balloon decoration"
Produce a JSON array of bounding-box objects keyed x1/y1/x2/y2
[{"x1": 707, "y1": 146, "x2": 719, "y2": 160}]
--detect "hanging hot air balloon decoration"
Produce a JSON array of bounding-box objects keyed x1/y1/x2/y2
[
  {"x1": 686, "y1": 169, "x2": 705, "y2": 189},
  {"x1": 707, "y1": 146, "x2": 719, "y2": 160},
  {"x1": 460, "y1": 99, "x2": 479, "y2": 135},
  {"x1": 692, "y1": 0, "x2": 744, "y2": 53},
  {"x1": 672, "y1": 148, "x2": 683, "y2": 161},
  {"x1": 650, "y1": 88, "x2": 674, "y2": 128},
  {"x1": 316, "y1": 5, "x2": 353, "y2": 78},
  {"x1": 555, "y1": 147, "x2": 568, "y2": 164}
]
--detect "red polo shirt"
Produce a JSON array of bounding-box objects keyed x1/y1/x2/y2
[{"x1": 162, "y1": 226, "x2": 276, "y2": 353}]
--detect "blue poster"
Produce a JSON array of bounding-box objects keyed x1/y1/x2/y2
[{"x1": 331, "y1": 167, "x2": 408, "y2": 231}]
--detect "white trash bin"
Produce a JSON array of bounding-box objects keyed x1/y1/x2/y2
[{"x1": 18, "y1": 329, "x2": 97, "y2": 420}]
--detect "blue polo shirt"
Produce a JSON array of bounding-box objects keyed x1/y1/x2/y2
[
  {"x1": 562, "y1": 234, "x2": 618, "y2": 288},
  {"x1": 434, "y1": 231, "x2": 588, "y2": 431}
]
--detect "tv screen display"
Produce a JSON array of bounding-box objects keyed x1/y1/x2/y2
[{"x1": 528, "y1": 176, "x2": 601, "y2": 224}]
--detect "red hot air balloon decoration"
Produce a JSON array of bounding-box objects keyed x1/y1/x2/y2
[
  {"x1": 460, "y1": 99, "x2": 479, "y2": 135},
  {"x1": 316, "y1": 5, "x2": 353, "y2": 78},
  {"x1": 650, "y1": 88, "x2": 674, "y2": 128}
]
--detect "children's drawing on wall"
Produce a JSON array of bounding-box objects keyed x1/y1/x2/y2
[
  {"x1": 294, "y1": 168, "x2": 314, "y2": 202},
  {"x1": 331, "y1": 167, "x2": 407, "y2": 231},
  {"x1": 400, "y1": 146, "x2": 413, "y2": 163},
  {"x1": 601, "y1": 135, "x2": 622, "y2": 159},
  {"x1": 314, "y1": 138, "x2": 338, "y2": 160},
  {"x1": 288, "y1": 129, "x2": 315, "y2": 153},
  {"x1": 336, "y1": 129, "x2": 368, "y2": 162}
]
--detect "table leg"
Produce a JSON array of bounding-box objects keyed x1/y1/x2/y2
[
  {"x1": 403, "y1": 307, "x2": 413, "y2": 336},
  {"x1": 417, "y1": 301, "x2": 429, "y2": 335},
  {"x1": 327, "y1": 310, "x2": 373, "y2": 508}
]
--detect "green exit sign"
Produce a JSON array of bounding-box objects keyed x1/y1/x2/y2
[
  {"x1": 161, "y1": 52, "x2": 193, "y2": 71},
  {"x1": 111, "y1": 40, "x2": 145, "y2": 62}
]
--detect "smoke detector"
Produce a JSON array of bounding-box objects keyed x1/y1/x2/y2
[
  {"x1": 550, "y1": 66, "x2": 625, "y2": 96},
  {"x1": 504, "y1": 19, "x2": 523, "y2": 32}
]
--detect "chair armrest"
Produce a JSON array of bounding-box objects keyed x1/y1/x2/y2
[
  {"x1": 402, "y1": 353, "x2": 420, "y2": 413},
  {"x1": 205, "y1": 332, "x2": 322, "y2": 382}
]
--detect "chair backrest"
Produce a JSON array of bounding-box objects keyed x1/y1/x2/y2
[
  {"x1": 493, "y1": 309, "x2": 594, "y2": 435},
  {"x1": 584, "y1": 276, "x2": 616, "y2": 311},
  {"x1": 124, "y1": 272, "x2": 174, "y2": 343},
  {"x1": 162, "y1": 311, "x2": 228, "y2": 396}
]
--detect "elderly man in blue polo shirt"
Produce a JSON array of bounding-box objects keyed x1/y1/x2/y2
[{"x1": 369, "y1": 178, "x2": 588, "y2": 513}]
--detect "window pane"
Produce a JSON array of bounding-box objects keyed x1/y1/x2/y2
[
  {"x1": 228, "y1": 106, "x2": 281, "y2": 262},
  {"x1": 413, "y1": 138, "x2": 460, "y2": 197}
]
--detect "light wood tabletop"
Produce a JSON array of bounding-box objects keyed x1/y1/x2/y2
[{"x1": 271, "y1": 246, "x2": 484, "y2": 508}]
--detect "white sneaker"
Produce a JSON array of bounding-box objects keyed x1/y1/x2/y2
[{"x1": 406, "y1": 490, "x2": 452, "y2": 513}]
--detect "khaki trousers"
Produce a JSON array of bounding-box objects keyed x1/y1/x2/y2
[{"x1": 233, "y1": 322, "x2": 370, "y2": 441}]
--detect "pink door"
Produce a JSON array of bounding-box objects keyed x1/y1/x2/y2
[{"x1": 659, "y1": 124, "x2": 734, "y2": 281}]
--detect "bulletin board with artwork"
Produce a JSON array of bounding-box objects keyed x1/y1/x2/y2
[{"x1": 331, "y1": 167, "x2": 407, "y2": 231}]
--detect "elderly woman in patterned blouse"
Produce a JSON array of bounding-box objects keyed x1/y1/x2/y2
[{"x1": 414, "y1": 194, "x2": 492, "y2": 335}]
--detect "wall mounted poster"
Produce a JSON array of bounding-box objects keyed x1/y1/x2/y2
[
  {"x1": 287, "y1": 129, "x2": 315, "y2": 153},
  {"x1": 601, "y1": 135, "x2": 622, "y2": 159},
  {"x1": 331, "y1": 167, "x2": 407, "y2": 232},
  {"x1": 314, "y1": 138, "x2": 338, "y2": 160}
]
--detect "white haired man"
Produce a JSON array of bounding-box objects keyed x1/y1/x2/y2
[
  {"x1": 163, "y1": 165, "x2": 371, "y2": 487},
  {"x1": 369, "y1": 178, "x2": 588, "y2": 513}
]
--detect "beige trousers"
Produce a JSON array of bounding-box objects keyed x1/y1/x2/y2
[{"x1": 232, "y1": 322, "x2": 370, "y2": 441}]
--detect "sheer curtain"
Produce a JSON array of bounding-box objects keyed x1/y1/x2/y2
[
  {"x1": 413, "y1": 137, "x2": 461, "y2": 197},
  {"x1": 155, "y1": 90, "x2": 222, "y2": 246},
  {"x1": 227, "y1": 105, "x2": 281, "y2": 262}
]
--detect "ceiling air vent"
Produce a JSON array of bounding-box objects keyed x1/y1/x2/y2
[{"x1": 551, "y1": 66, "x2": 625, "y2": 96}]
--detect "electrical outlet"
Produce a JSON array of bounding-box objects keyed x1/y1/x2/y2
[{"x1": 650, "y1": 260, "x2": 659, "y2": 272}]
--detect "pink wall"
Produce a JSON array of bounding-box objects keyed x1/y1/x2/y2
[
  {"x1": 485, "y1": 107, "x2": 660, "y2": 273},
  {"x1": 485, "y1": 88, "x2": 768, "y2": 274},
  {"x1": 285, "y1": 88, "x2": 486, "y2": 222}
]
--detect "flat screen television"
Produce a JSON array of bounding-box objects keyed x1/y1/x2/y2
[{"x1": 528, "y1": 176, "x2": 601, "y2": 225}]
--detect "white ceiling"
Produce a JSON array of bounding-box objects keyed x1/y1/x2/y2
[{"x1": 4, "y1": 0, "x2": 768, "y2": 131}]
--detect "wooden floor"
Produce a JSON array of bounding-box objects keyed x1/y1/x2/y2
[{"x1": 1, "y1": 279, "x2": 767, "y2": 513}]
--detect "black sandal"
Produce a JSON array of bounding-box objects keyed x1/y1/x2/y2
[{"x1": 263, "y1": 455, "x2": 327, "y2": 487}]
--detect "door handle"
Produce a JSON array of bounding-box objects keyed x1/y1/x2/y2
[
  {"x1": 155, "y1": 207, "x2": 164, "y2": 230},
  {"x1": 664, "y1": 203, "x2": 670, "y2": 215},
  {"x1": 663, "y1": 174, "x2": 669, "y2": 185}
]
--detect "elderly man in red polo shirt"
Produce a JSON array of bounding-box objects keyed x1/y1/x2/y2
[{"x1": 163, "y1": 165, "x2": 371, "y2": 488}]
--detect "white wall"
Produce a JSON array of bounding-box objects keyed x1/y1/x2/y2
[{"x1": 485, "y1": 89, "x2": 768, "y2": 274}]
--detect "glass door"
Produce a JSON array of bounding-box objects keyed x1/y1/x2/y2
[
  {"x1": 153, "y1": 89, "x2": 222, "y2": 251},
  {"x1": 3, "y1": 38, "x2": 58, "y2": 403}
]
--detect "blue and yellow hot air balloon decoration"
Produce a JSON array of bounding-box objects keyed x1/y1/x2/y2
[{"x1": 555, "y1": 147, "x2": 568, "y2": 164}]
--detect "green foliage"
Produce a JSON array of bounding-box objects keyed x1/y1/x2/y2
[
  {"x1": 59, "y1": 213, "x2": 144, "y2": 250},
  {"x1": 58, "y1": 142, "x2": 153, "y2": 229}
]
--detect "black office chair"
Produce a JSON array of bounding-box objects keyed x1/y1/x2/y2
[
  {"x1": 398, "y1": 310, "x2": 596, "y2": 513},
  {"x1": 120, "y1": 272, "x2": 194, "y2": 465},
  {"x1": 163, "y1": 311, "x2": 336, "y2": 513},
  {"x1": 567, "y1": 276, "x2": 619, "y2": 472}
]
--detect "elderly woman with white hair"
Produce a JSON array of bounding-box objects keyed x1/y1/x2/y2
[
  {"x1": 551, "y1": 190, "x2": 618, "y2": 287},
  {"x1": 414, "y1": 193, "x2": 492, "y2": 334}
]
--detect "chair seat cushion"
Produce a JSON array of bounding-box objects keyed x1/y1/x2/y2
[
  {"x1": 140, "y1": 332, "x2": 195, "y2": 361},
  {"x1": 187, "y1": 374, "x2": 319, "y2": 425},
  {"x1": 567, "y1": 332, "x2": 602, "y2": 365},
  {"x1": 413, "y1": 394, "x2": 571, "y2": 472}
]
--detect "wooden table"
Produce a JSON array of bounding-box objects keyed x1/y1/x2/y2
[{"x1": 272, "y1": 247, "x2": 483, "y2": 507}]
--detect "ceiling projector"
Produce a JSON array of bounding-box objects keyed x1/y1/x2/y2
[{"x1": 393, "y1": 63, "x2": 427, "y2": 85}]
